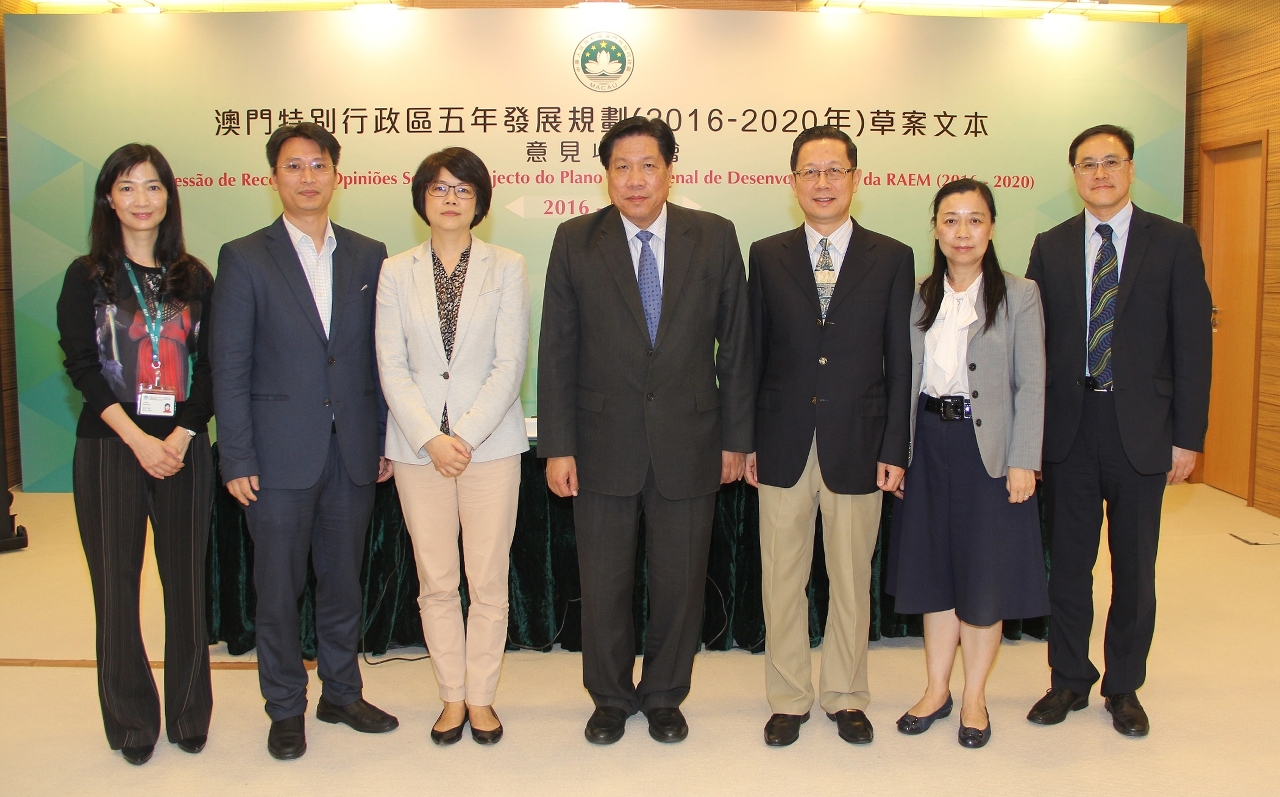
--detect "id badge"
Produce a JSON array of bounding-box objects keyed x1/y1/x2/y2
[{"x1": 137, "y1": 385, "x2": 177, "y2": 417}]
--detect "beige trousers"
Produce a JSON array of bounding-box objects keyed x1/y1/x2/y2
[
  {"x1": 759, "y1": 437, "x2": 882, "y2": 715},
  {"x1": 394, "y1": 455, "x2": 521, "y2": 705}
]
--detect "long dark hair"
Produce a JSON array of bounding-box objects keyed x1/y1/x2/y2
[
  {"x1": 87, "y1": 143, "x2": 211, "y2": 302},
  {"x1": 916, "y1": 178, "x2": 1007, "y2": 333}
]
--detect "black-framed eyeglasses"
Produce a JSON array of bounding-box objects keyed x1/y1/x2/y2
[
  {"x1": 793, "y1": 167, "x2": 855, "y2": 183},
  {"x1": 1072, "y1": 157, "x2": 1131, "y2": 175},
  {"x1": 428, "y1": 182, "x2": 476, "y2": 199}
]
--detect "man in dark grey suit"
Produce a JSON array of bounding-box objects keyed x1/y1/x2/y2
[
  {"x1": 538, "y1": 117, "x2": 754, "y2": 745},
  {"x1": 212, "y1": 123, "x2": 397, "y2": 760}
]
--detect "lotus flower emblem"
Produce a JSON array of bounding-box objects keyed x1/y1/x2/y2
[{"x1": 583, "y1": 48, "x2": 624, "y2": 76}]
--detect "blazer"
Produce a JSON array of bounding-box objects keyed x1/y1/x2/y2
[
  {"x1": 537, "y1": 203, "x2": 754, "y2": 500},
  {"x1": 375, "y1": 237, "x2": 530, "y2": 465},
  {"x1": 907, "y1": 272, "x2": 1046, "y2": 479},
  {"x1": 749, "y1": 221, "x2": 914, "y2": 495},
  {"x1": 1025, "y1": 204, "x2": 1212, "y2": 475},
  {"x1": 212, "y1": 216, "x2": 388, "y2": 490}
]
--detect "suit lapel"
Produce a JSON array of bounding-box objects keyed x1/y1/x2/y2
[
  {"x1": 827, "y1": 219, "x2": 876, "y2": 315},
  {"x1": 781, "y1": 226, "x2": 821, "y2": 316},
  {"x1": 264, "y1": 217, "x2": 328, "y2": 343},
  {"x1": 450, "y1": 237, "x2": 492, "y2": 361},
  {"x1": 409, "y1": 241, "x2": 450, "y2": 366},
  {"x1": 967, "y1": 285, "x2": 987, "y2": 344},
  {"x1": 326, "y1": 224, "x2": 357, "y2": 346},
  {"x1": 596, "y1": 206, "x2": 651, "y2": 344},
  {"x1": 1114, "y1": 204, "x2": 1150, "y2": 324},
  {"x1": 1066, "y1": 212, "x2": 1088, "y2": 340},
  {"x1": 654, "y1": 204, "x2": 695, "y2": 349}
]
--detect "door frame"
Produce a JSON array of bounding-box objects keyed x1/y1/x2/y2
[{"x1": 1195, "y1": 131, "x2": 1269, "y2": 503}]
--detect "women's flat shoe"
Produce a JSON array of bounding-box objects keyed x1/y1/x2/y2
[
  {"x1": 430, "y1": 713, "x2": 467, "y2": 746},
  {"x1": 897, "y1": 694, "x2": 953, "y2": 735},
  {"x1": 121, "y1": 744, "x2": 154, "y2": 765},
  {"x1": 176, "y1": 735, "x2": 207, "y2": 754},
  {"x1": 470, "y1": 708, "x2": 503, "y2": 745},
  {"x1": 958, "y1": 710, "x2": 991, "y2": 749}
]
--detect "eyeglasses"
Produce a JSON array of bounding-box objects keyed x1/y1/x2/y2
[
  {"x1": 793, "y1": 167, "x2": 855, "y2": 183},
  {"x1": 1072, "y1": 157, "x2": 1131, "y2": 175},
  {"x1": 427, "y1": 182, "x2": 476, "y2": 200},
  {"x1": 278, "y1": 160, "x2": 333, "y2": 176}
]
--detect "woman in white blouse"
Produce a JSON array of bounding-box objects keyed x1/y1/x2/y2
[
  {"x1": 375, "y1": 147, "x2": 530, "y2": 746},
  {"x1": 886, "y1": 178, "x2": 1048, "y2": 749}
]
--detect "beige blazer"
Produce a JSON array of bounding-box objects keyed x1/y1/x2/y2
[
  {"x1": 376, "y1": 237, "x2": 530, "y2": 465},
  {"x1": 908, "y1": 271, "x2": 1045, "y2": 478}
]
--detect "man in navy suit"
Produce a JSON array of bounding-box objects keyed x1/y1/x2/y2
[{"x1": 212, "y1": 123, "x2": 397, "y2": 760}]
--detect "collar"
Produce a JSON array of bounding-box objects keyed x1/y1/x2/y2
[
  {"x1": 282, "y1": 215, "x2": 336, "y2": 253},
  {"x1": 621, "y1": 203, "x2": 669, "y2": 244},
  {"x1": 1084, "y1": 201, "x2": 1133, "y2": 240},
  {"x1": 804, "y1": 217, "x2": 854, "y2": 256},
  {"x1": 944, "y1": 271, "x2": 983, "y2": 302}
]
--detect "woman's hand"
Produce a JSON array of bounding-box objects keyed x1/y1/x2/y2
[
  {"x1": 129, "y1": 433, "x2": 185, "y2": 479},
  {"x1": 1006, "y1": 467, "x2": 1036, "y2": 503},
  {"x1": 425, "y1": 434, "x2": 472, "y2": 478},
  {"x1": 163, "y1": 427, "x2": 193, "y2": 463}
]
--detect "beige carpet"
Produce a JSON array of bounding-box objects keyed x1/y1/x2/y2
[{"x1": 1, "y1": 484, "x2": 1276, "y2": 796}]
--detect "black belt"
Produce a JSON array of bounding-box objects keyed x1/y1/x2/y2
[
  {"x1": 1077, "y1": 376, "x2": 1113, "y2": 392},
  {"x1": 924, "y1": 395, "x2": 971, "y2": 421}
]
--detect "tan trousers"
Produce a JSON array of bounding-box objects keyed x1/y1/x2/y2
[
  {"x1": 759, "y1": 437, "x2": 882, "y2": 715},
  {"x1": 394, "y1": 455, "x2": 520, "y2": 705}
]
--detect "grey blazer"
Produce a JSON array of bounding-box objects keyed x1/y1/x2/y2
[
  {"x1": 375, "y1": 237, "x2": 530, "y2": 465},
  {"x1": 908, "y1": 272, "x2": 1046, "y2": 478}
]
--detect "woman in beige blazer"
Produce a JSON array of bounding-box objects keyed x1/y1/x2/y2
[
  {"x1": 375, "y1": 147, "x2": 529, "y2": 746},
  {"x1": 886, "y1": 179, "x2": 1048, "y2": 749}
]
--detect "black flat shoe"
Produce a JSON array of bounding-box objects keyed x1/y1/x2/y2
[
  {"x1": 826, "y1": 709, "x2": 874, "y2": 745},
  {"x1": 764, "y1": 712, "x2": 810, "y2": 747},
  {"x1": 430, "y1": 710, "x2": 467, "y2": 745},
  {"x1": 897, "y1": 693, "x2": 953, "y2": 735},
  {"x1": 1027, "y1": 687, "x2": 1088, "y2": 725},
  {"x1": 120, "y1": 744, "x2": 154, "y2": 765},
  {"x1": 958, "y1": 710, "x2": 991, "y2": 749},
  {"x1": 646, "y1": 707, "x2": 689, "y2": 743},
  {"x1": 1104, "y1": 692, "x2": 1149, "y2": 737},
  {"x1": 469, "y1": 707, "x2": 503, "y2": 745},
  {"x1": 316, "y1": 696, "x2": 399, "y2": 733},
  {"x1": 585, "y1": 706, "x2": 628, "y2": 745},
  {"x1": 176, "y1": 735, "x2": 207, "y2": 754},
  {"x1": 268, "y1": 715, "x2": 306, "y2": 760}
]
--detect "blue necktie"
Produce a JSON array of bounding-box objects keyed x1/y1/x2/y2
[
  {"x1": 1087, "y1": 223, "x2": 1119, "y2": 389},
  {"x1": 636, "y1": 230, "x2": 662, "y2": 346}
]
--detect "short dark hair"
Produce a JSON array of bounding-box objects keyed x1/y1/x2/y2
[
  {"x1": 598, "y1": 116, "x2": 676, "y2": 168},
  {"x1": 410, "y1": 147, "x2": 493, "y2": 228},
  {"x1": 1068, "y1": 124, "x2": 1135, "y2": 166},
  {"x1": 266, "y1": 122, "x2": 341, "y2": 169},
  {"x1": 790, "y1": 125, "x2": 858, "y2": 171}
]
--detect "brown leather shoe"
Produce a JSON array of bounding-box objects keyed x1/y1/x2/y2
[
  {"x1": 826, "y1": 709, "x2": 874, "y2": 744},
  {"x1": 764, "y1": 712, "x2": 809, "y2": 746},
  {"x1": 1027, "y1": 688, "x2": 1088, "y2": 725},
  {"x1": 1104, "y1": 692, "x2": 1149, "y2": 737}
]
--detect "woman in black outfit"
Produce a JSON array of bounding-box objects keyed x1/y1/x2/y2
[{"x1": 56, "y1": 144, "x2": 215, "y2": 765}]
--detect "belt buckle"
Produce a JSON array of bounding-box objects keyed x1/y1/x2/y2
[{"x1": 939, "y1": 396, "x2": 968, "y2": 421}]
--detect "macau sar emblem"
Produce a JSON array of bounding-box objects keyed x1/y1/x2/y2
[{"x1": 573, "y1": 33, "x2": 634, "y2": 92}]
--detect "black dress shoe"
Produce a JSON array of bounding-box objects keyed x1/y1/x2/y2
[
  {"x1": 176, "y1": 735, "x2": 207, "y2": 754},
  {"x1": 430, "y1": 710, "x2": 466, "y2": 746},
  {"x1": 268, "y1": 715, "x2": 306, "y2": 760},
  {"x1": 1104, "y1": 692, "x2": 1149, "y2": 737},
  {"x1": 1027, "y1": 687, "x2": 1088, "y2": 725},
  {"x1": 469, "y1": 707, "x2": 503, "y2": 745},
  {"x1": 897, "y1": 693, "x2": 953, "y2": 735},
  {"x1": 120, "y1": 744, "x2": 154, "y2": 765},
  {"x1": 316, "y1": 697, "x2": 399, "y2": 733},
  {"x1": 646, "y1": 707, "x2": 689, "y2": 743},
  {"x1": 585, "y1": 706, "x2": 629, "y2": 745},
  {"x1": 958, "y1": 710, "x2": 991, "y2": 749},
  {"x1": 764, "y1": 712, "x2": 809, "y2": 746},
  {"x1": 826, "y1": 709, "x2": 874, "y2": 744}
]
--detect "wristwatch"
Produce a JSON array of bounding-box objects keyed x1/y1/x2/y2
[{"x1": 182, "y1": 427, "x2": 197, "y2": 438}]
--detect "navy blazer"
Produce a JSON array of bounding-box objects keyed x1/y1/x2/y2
[{"x1": 212, "y1": 216, "x2": 389, "y2": 489}]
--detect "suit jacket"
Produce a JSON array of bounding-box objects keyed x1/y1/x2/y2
[
  {"x1": 375, "y1": 237, "x2": 530, "y2": 465},
  {"x1": 212, "y1": 216, "x2": 389, "y2": 490},
  {"x1": 537, "y1": 203, "x2": 754, "y2": 500},
  {"x1": 907, "y1": 273, "x2": 1046, "y2": 478},
  {"x1": 749, "y1": 221, "x2": 914, "y2": 495},
  {"x1": 1025, "y1": 204, "x2": 1212, "y2": 474}
]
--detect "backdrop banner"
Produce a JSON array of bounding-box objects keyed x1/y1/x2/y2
[{"x1": 6, "y1": 9, "x2": 1186, "y2": 491}]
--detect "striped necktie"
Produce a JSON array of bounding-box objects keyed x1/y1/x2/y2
[
  {"x1": 815, "y1": 237, "x2": 836, "y2": 318},
  {"x1": 1087, "y1": 223, "x2": 1119, "y2": 389}
]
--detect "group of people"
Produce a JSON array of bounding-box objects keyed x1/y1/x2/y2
[{"x1": 56, "y1": 116, "x2": 1211, "y2": 765}]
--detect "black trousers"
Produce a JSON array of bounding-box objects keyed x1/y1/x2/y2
[
  {"x1": 1043, "y1": 392, "x2": 1166, "y2": 696},
  {"x1": 243, "y1": 433, "x2": 375, "y2": 721},
  {"x1": 72, "y1": 434, "x2": 215, "y2": 750},
  {"x1": 574, "y1": 465, "x2": 717, "y2": 715}
]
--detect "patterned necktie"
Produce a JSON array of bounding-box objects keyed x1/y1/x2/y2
[
  {"x1": 636, "y1": 230, "x2": 662, "y2": 345},
  {"x1": 815, "y1": 237, "x2": 836, "y2": 318},
  {"x1": 1087, "y1": 223, "x2": 1119, "y2": 389}
]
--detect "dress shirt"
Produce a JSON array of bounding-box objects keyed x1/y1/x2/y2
[
  {"x1": 621, "y1": 204, "x2": 668, "y2": 286},
  {"x1": 923, "y1": 273, "x2": 982, "y2": 399},
  {"x1": 282, "y1": 215, "x2": 337, "y2": 337},
  {"x1": 803, "y1": 217, "x2": 854, "y2": 277},
  {"x1": 1083, "y1": 201, "x2": 1132, "y2": 374}
]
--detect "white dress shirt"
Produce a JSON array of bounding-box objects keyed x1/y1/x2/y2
[
  {"x1": 282, "y1": 215, "x2": 337, "y2": 337},
  {"x1": 621, "y1": 204, "x2": 668, "y2": 286},
  {"x1": 923, "y1": 274, "x2": 983, "y2": 398},
  {"x1": 1083, "y1": 201, "x2": 1132, "y2": 373},
  {"x1": 803, "y1": 217, "x2": 854, "y2": 276}
]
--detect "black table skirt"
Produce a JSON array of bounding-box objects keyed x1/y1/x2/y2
[{"x1": 206, "y1": 446, "x2": 1049, "y2": 659}]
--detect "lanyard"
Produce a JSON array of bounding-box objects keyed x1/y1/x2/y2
[{"x1": 123, "y1": 260, "x2": 167, "y2": 384}]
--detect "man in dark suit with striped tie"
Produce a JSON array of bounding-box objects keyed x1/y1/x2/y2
[{"x1": 1025, "y1": 124, "x2": 1212, "y2": 737}]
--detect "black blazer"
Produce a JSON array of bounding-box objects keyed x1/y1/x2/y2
[
  {"x1": 212, "y1": 216, "x2": 389, "y2": 489},
  {"x1": 1025, "y1": 204, "x2": 1212, "y2": 475},
  {"x1": 537, "y1": 203, "x2": 754, "y2": 500},
  {"x1": 748, "y1": 221, "x2": 914, "y2": 495}
]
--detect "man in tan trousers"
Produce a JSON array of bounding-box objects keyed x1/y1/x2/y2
[{"x1": 745, "y1": 126, "x2": 914, "y2": 747}]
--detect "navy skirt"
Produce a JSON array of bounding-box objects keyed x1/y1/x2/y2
[{"x1": 887, "y1": 394, "x2": 1049, "y2": 626}]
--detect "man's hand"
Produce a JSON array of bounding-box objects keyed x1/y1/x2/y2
[
  {"x1": 426, "y1": 435, "x2": 472, "y2": 478},
  {"x1": 546, "y1": 456, "x2": 578, "y2": 498},
  {"x1": 1168, "y1": 446, "x2": 1198, "y2": 485},
  {"x1": 1006, "y1": 467, "x2": 1036, "y2": 503},
  {"x1": 227, "y1": 475, "x2": 259, "y2": 506},
  {"x1": 744, "y1": 452, "x2": 759, "y2": 487},
  {"x1": 377, "y1": 457, "x2": 394, "y2": 483},
  {"x1": 721, "y1": 451, "x2": 746, "y2": 484},
  {"x1": 877, "y1": 462, "x2": 905, "y2": 493}
]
